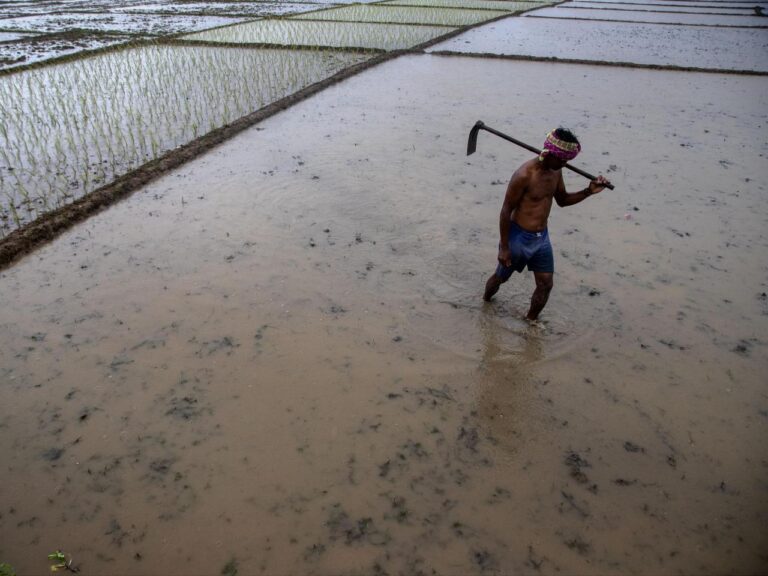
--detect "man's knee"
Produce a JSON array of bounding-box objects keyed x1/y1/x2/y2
[{"x1": 535, "y1": 274, "x2": 554, "y2": 292}]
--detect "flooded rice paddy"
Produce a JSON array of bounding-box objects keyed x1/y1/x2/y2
[
  {"x1": 115, "y1": 2, "x2": 329, "y2": 17},
  {"x1": 529, "y1": 6, "x2": 768, "y2": 26},
  {"x1": 379, "y1": 0, "x2": 551, "y2": 9},
  {"x1": 0, "y1": 12, "x2": 246, "y2": 35},
  {"x1": 288, "y1": 5, "x2": 513, "y2": 25},
  {"x1": 181, "y1": 19, "x2": 457, "y2": 49},
  {"x1": 0, "y1": 0, "x2": 380, "y2": 70},
  {"x1": 0, "y1": 3, "x2": 506, "y2": 235},
  {"x1": 0, "y1": 44, "x2": 371, "y2": 231},
  {"x1": 1, "y1": 0, "x2": 511, "y2": 237},
  {"x1": 1, "y1": 41, "x2": 767, "y2": 575},
  {"x1": 2, "y1": 1, "x2": 768, "y2": 575},
  {"x1": 429, "y1": 15, "x2": 768, "y2": 71}
]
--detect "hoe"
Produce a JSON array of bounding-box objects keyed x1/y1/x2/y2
[{"x1": 467, "y1": 121, "x2": 615, "y2": 190}]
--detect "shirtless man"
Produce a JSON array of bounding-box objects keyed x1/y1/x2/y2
[{"x1": 483, "y1": 128, "x2": 611, "y2": 320}]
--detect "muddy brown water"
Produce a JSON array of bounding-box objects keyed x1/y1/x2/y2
[{"x1": 1, "y1": 54, "x2": 767, "y2": 574}]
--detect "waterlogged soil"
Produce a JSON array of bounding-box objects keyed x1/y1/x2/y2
[
  {"x1": 0, "y1": 31, "x2": 133, "y2": 69},
  {"x1": 530, "y1": 6, "x2": 768, "y2": 25},
  {"x1": 572, "y1": 0, "x2": 768, "y2": 6},
  {"x1": 115, "y1": 1, "x2": 327, "y2": 17},
  {"x1": 0, "y1": 12, "x2": 247, "y2": 35},
  {"x1": 560, "y1": 3, "x2": 765, "y2": 14},
  {"x1": 1, "y1": 54, "x2": 766, "y2": 575},
  {"x1": 0, "y1": 30, "x2": 33, "y2": 41},
  {"x1": 429, "y1": 15, "x2": 768, "y2": 70}
]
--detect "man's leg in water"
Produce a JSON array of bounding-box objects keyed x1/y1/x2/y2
[
  {"x1": 527, "y1": 272, "x2": 553, "y2": 320},
  {"x1": 484, "y1": 272, "x2": 507, "y2": 302}
]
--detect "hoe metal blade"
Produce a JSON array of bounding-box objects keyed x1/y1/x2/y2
[{"x1": 466, "y1": 120, "x2": 484, "y2": 156}]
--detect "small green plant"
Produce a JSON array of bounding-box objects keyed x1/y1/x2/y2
[
  {"x1": 221, "y1": 557, "x2": 238, "y2": 576},
  {"x1": 0, "y1": 562, "x2": 17, "y2": 576},
  {"x1": 47, "y1": 551, "x2": 79, "y2": 573}
]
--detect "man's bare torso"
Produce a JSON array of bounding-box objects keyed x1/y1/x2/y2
[{"x1": 510, "y1": 158, "x2": 562, "y2": 232}]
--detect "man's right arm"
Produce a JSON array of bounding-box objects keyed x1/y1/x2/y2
[{"x1": 498, "y1": 170, "x2": 527, "y2": 266}]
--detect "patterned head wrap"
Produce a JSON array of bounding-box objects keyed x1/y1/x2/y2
[{"x1": 539, "y1": 129, "x2": 581, "y2": 162}]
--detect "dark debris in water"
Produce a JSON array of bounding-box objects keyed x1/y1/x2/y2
[
  {"x1": 41, "y1": 447, "x2": 64, "y2": 461},
  {"x1": 148, "y1": 458, "x2": 175, "y2": 477},
  {"x1": 303, "y1": 543, "x2": 326, "y2": 562},
  {"x1": 559, "y1": 491, "x2": 590, "y2": 519},
  {"x1": 458, "y1": 426, "x2": 480, "y2": 452},
  {"x1": 623, "y1": 441, "x2": 645, "y2": 453},
  {"x1": 564, "y1": 535, "x2": 591, "y2": 556},
  {"x1": 166, "y1": 395, "x2": 209, "y2": 421},
  {"x1": 105, "y1": 518, "x2": 130, "y2": 548},
  {"x1": 109, "y1": 355, "x2": 134, "y2": 371},
  {"x1": 564, "y1": 451, "x2": 590, "y2": 484},
  {"x1": 614, "y1": 478, "x2": 638, "y2": 487},
  {"x1": 195, "y1": 336, "x2": 239, "y2": 357},
  {"x1": 326, "y1": 504, "x2": 390, "y2": 546},
  {"x1": 471, "y1": 548, "x2": 498, "y2": 572}
]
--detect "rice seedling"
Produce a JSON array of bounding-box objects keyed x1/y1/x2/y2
[
  {"x1": 0, "y1": 44, "x2": 371, "y2": 234},
  {"x1": 181, "y1": 19, "x2": 456, "y2": 50},
  {"x1": 290, "y1": 4, "x2": 509, "y2": 26}
]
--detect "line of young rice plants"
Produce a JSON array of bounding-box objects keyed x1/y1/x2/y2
[
  {"x1": 290, "y1": 5, "x2": 510, "y2": 26},
  {"x1": 378, "y1": 0, "x2": 555, "y2": 10},
  {"x1": 0, "y1": 44, "x2": 371, "y2": 235},
  {"x1": 181, "y1": 19, "x2": 456, "y2": 51}
]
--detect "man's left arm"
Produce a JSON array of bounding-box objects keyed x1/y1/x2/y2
[{"x1": 554, "y1": 174, "x2": 611, "y2": 207}]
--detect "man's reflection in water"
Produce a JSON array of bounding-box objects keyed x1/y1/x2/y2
[{"x1": 475, "y1": 310, "x2": 545, "y2": 455}]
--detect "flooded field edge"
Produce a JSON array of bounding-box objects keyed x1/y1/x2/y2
[
  {"x1": 0, "y1": 6, "x2": 536, "y2": 269},
  {"x1": 1, "y1": 49, "x2": 766, "y2": 575},
  {"x1": 525, "y1": 13, "x2": 768, "y2": 28},
  {"x1": 0, "y1": 50, "x2": 392, "y2": 270},
  {"x1": 427, "y1": 49, "x2": 768, "y2": 75}
]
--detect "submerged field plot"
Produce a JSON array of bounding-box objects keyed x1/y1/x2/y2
[
  {"x1": 181, "y1": 18, "x2": 457, "y2": 48},
  {"x1": 379, "y1": 0, "x2": 552, "y2": 8},
  {"x1": 528, "y1": 6, "x2": 768, "y2": 26},
  {"x1": 1, "y1": 0, "x2": 517, "y2": 244},
  {"x1": 429, "y1": 14, "x2": 768, "y2": 70},
  {"x1": 289, "y1": 4, "x2": 513, "y2": 25},
  {"x1": 0, "y1": 44, "x2": 370, "y2": 231},
  {"x1": 1, "y1": 1, "x2": 767, "y2": 575},
  {"x1": 0, "y1": 51, "x2": 766, "y2": 575},
  {"x1": 115, "y1": 1, "x2": 327, "y2": 17}
]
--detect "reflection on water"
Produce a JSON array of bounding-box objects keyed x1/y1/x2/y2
[{"x1": 475, "y1": 309, "x2": 544, "y2": 459}]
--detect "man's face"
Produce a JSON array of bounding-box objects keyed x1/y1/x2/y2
[{"x1": 544, "y1": 155, "x2": 568, "y2": 171}]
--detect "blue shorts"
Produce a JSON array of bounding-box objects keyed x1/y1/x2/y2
[{"x1": 495, "y1": 221, "x2": 554, "y2": 280}]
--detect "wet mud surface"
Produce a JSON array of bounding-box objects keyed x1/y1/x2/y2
[
  {"x1": 574, "y1": 0, "x2": 767, "y2": 6},
  {"x1": 116, "y1": 2, "x2": 327, "y2": 17},
  {"x1": 0, "y1": 12, "x2": 246, "y2": 35},
  {"x1": 428, "y1": 15, "x2": 768, "y2": 71},
  {"x1": 0, "y1": 30, "x2": 133, "y2": 68},
  {"x1": 562, "y1": 2, "x2": 766, "y2": 14},
  {"x1": 1, "y1": 53, "x2": 766, "y2": 574},
  {"x1": 530, "y1": 6, "x2": 768, "y2": 26}
]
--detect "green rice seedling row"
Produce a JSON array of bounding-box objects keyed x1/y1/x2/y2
[
  {"x1": 181, "y1": 19, "x2": 456, "y2": 50},
  {"x1": 377, "y1": 0, "x2": 554, "y2": 11},
  {"x1": 290, "y1": 4, "x2": 510, "y2": 25},
  {"x1": 0, "y1": 44, "x2": 370, "y2": 233}
]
